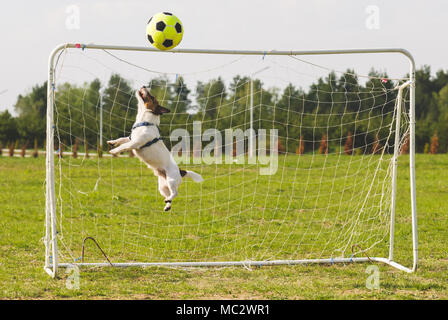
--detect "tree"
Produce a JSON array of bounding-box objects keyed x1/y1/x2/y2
[
  {"x1": 296, "y1": 136, "x2": 304, "y2": 155},
  {"x1": 224, "y1": 76, "x2": 250, "y2": 130},
  {"x1": 430, "y1": 133, "x2": 439, "y2": 154},
  {"x1": 171, "y1": 76, "x2": 191, "y2": 113},
  {"x1": 414, "y1": 66, "x2": 437, "y2": 120},
  {"x1": 195, "y1": 77, "x2": 227, "y2": 126},
  {"x1": 371, "y1": 134, "x2": 382, "y2": 154},
  {"x1": 318, "y1": 134, "x2": 328, "y2": 154},
  {"x1": 102, "y1": 74, "x2": 137, "y2": 143},
  {"x1": 54, "y1": 81, "x2": 101, "y2": 148},
  {"x1": 0, "y1": 111, "x2": 19, "y2": 145},
  {"x1": 5, "y1": 65, "x2": 448, "y2": 155},
  {"x1": 433, "y1": 84, "x2": 448, "y2": 153},
  {"x1": 14, "y1": 82, "x2": 47, "y2": 146},
  {"x1": 14, "y1": 82, "x2": 47, "y2": 119},
  {"x1": 344, "y1": 132, "x2": 353, "y2": 155},
  {"x1": 276, "y1": 83, "x2": 305, "y2": 152},
  {"x1": 400, "y1": 134, "x2": 410, "y2": 155}
]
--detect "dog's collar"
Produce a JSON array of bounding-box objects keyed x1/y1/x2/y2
[{"x1": 132, "y1": 121, "x2": 160, "y2": 132}]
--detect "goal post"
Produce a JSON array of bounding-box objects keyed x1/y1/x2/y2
[{"x1": 44, "y1": 43, "x2": 417, "y2": 277}]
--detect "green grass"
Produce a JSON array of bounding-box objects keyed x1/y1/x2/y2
[{"x1": 0, "y1": 154, "x2": 447, "y2": 299}]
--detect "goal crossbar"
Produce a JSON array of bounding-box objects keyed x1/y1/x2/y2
[{"x1": 44, "y1": 43, "x2": 417, "y2": 278}]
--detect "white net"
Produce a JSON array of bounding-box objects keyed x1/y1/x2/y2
[{"x1": 48, "y1": 46, "x2": 411, "y2": 266}]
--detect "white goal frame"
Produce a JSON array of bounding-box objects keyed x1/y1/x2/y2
[{"x1": 44, "y1": 43, "x2": 418, "y2": 277}]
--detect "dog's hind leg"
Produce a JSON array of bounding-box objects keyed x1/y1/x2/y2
[
  {"x1": 158, "y1": 176, "x2": 170, "y2": 198},
  {"x1": 163, "y1": 178, "x2": 178, "y2": 212},
  {"x1": 156, "y1": 174, "x2": 172, "y2": 211},
  {"x1": 164, "y1": 171, "x2": 182, "y2": 211}
]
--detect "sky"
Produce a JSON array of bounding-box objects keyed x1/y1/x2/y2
[{"x1": 1, "y1": 0, "x2": 447, "y2": 114}]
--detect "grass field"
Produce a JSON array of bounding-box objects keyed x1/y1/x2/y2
[{"x1": 0, "y1": 154, "x2": 447, "y2": 299}]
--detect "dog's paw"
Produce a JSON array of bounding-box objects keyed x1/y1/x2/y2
[
  {"x1": 164, "y1": 202, "x2": 172, "y2": 212},
  {"x1": 107, "y1": 140, "x2": 116, "y2": 147},
  {"x1": 109, "y1": 148, "x2": 120, "y2": 155}
]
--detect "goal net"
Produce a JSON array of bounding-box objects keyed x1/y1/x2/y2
[{"x1": 44, "y1": 44, "x2": 417, "y2": 276}]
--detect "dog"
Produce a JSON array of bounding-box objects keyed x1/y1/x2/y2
[{"x1": 107, "y1": 86, "x2": 203, "y2": 211}]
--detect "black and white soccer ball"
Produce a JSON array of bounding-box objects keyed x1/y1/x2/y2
[{"x1": 146, "y1": 12, "x2": 183, "y2": 50}]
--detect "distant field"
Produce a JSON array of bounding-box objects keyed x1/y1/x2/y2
[{"x1": 0, "y1": 154, "x2": 447, "y2": 299}]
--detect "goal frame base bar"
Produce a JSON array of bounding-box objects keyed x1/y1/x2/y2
[
  {"x1": 47, "y1": 257, "x2": 413, "y2": 274},
  {"x1": 45, "y1": 43, "x2": 418, "y2": 277}
]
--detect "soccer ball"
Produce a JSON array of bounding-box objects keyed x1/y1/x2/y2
[{"x1": 146, "y1": 12, "x2": 183, "y2": 51}]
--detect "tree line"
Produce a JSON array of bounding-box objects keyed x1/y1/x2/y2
[{"x1": 1, "y1": 65, "x2": 447, "y2": 155}]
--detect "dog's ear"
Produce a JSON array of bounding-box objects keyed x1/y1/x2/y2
[{"x1": 155, "y1": 105, "x2": 170, "y2": 114}]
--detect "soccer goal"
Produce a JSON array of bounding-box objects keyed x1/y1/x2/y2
[{"x1": 44, "y1": 43, "x2": 417, "y2": 277}]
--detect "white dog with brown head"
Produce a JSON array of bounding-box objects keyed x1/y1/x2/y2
[{"x1": 108, "y1": 86, "x2": 203, "y2": 211}]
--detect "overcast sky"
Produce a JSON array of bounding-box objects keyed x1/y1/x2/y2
[{"x1": 1, "y1": 0, "x2": 447, "y2": 114}]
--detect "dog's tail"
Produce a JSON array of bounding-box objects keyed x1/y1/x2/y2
[{"x1": 180, "y1": 169, "x2": 204, "y2": 183}]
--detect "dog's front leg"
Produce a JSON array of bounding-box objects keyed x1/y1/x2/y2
[
  {"x1": 109, "y1": 140, "x2": 140, "y2": 155},
  {"x1": 107, "y1": 137, "x2": 130, "y2": 148}
]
